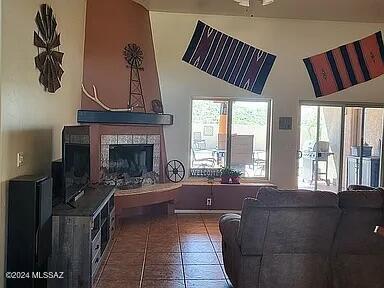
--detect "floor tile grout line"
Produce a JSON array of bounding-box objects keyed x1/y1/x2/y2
[
  {"x1": 203, "y1": 214, "x2": 230, "y2": 284},
  {"x1": 94, "y1": 221, "x2": 121, "y2": 287},
  {"x1": 101, "y1": 215, "x2": 228, "y2": 287},
  {"x1": 177, "y1": 214, "x2": 188, "y2": 288},
  {"x1": 138, "y1": 221, "x2": 151, "y2": 288}
]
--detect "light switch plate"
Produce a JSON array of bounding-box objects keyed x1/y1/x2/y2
[
  {"x1": 17, "y1": 152, "x2": 24, "y2": 167},
  {"x1": 279, "y1": 117, "x2": 293, "y2": 130}
]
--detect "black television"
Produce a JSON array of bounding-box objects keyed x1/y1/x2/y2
[{"x1": 62, "y1": 125, "x2": 90, "y2": 204}]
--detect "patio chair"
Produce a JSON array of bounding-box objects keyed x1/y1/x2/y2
[{"x1": 191, "y1": 149, "x2": 216, "y2": 168}]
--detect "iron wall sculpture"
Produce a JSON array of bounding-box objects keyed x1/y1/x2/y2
[
  {"x1": 123, "y1": 43, "x2": 146, "y2": 112},
  {"x1": 34, "y1": 4, "x2": 64, "y2": 93}
]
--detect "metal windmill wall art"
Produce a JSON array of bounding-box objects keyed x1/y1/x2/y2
[
  {"x1": 123, "y1": 43, "x2": 146, "y2": 112},
  {"x1": 34, "y1": 4, "x2": 64, "y2": 93}
]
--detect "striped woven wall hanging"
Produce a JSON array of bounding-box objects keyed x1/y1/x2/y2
[
  {"x1": 182, "y1": 21, "x2": 276, "y2": 95},
  {"x1": 303, "y1": 31, "x2": 384, "y2": 97}
]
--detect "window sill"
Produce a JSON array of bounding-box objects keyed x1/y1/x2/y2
[{"x1": 183, "y1": 177, "x2": 276, "y2": 187}]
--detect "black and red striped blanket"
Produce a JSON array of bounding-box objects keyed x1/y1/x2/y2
[
  {"x1": 182, "y1": 21, "x2": 276, "y2": 95},
  {"x1": 303, "y1": 32, "x2": 384, "y2": 97}
]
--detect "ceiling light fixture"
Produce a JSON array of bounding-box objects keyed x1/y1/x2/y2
[
  {"x1": 261, "y1": 0, "x2": 274, "y2": 5},
  {"x1": 234, "y1": 0, "x2": 274, "y2": 7}
]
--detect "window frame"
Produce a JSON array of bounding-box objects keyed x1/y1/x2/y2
[
  {"x1": 190, "y1": 97, "x2": 272, "y2": 181},
  {"x1": 299, "y1": 100, "x2": 384, "y2": 190}
]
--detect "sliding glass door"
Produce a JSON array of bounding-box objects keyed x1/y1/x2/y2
[
  {"x1": 299, "y1": 103, "x2": 384, "y2": 192},
  {"x1": 298, "y1": 105, "x2": 342, "y2": 192},
  {"x1": 363, "y1": 108, "x2": 383, "y2": 186},
  {"x1": 342, "y1": 107, "x2": 384, "y2": 189}
]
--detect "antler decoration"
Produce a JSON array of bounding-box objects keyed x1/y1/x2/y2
[{"x1": 82, "y1": 84, "x2": 133, "y2": 112}]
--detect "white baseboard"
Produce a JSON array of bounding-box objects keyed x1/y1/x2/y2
[{"x1": 175, "y1": 210, "x2": 241, "y2": 214}]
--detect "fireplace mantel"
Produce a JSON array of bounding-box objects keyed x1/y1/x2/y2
[{"x1": 77, "y1": 110, "x2": 173, "y2": 125}]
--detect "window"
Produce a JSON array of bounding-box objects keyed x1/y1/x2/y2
[{"x1": 190, "y1": 98, "x2": 271, "y2": 178}]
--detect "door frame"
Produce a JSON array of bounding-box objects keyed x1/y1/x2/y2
[{"x1": 299, "y1": 101, "x2": 384, "y2": 191}]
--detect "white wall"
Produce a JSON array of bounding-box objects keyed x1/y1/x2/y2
[
  {"x1": 150, "y1": 12, "x2": 384, "y2": 188},
  {"x1": 0, "y1": 1, "x2": 86, "y2": 286}
]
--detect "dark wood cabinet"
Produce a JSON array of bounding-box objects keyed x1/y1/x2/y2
[
  {"x1": 49, "y1": 186, "x2": 115, "y2": 288},
  {"x1": 7, "y1": 175, "x2": 52, "y2": 288}
]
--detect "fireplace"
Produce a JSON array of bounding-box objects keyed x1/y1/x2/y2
[
  {"x1": 100, "y1": 134, "x2": 161, "y2": 187},
  {"x1": 109, "y1": 144, "x2": 154, "y2": 177}
]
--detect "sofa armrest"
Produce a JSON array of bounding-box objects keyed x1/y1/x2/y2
[
  {"x1": 375, "y1": 226, "x2": 384, "y2": 238},
  {"x1": 219, "y1": 213, "x2": 241, "y2": 245}
]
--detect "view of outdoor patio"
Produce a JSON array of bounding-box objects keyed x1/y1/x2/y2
[
  {"x1": 299, "y1": 105, "x2": 383, "y2": 192},
  {"x1": 298, "y1": 106, "x2": 341, "y2": 192},
  {"x1": 191, "y1": 99, "x2": 269, "y2": 177}
]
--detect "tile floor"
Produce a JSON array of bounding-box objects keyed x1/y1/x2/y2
[{"x1": 97, "y1": 213, "x2": 233, "y2": 288}]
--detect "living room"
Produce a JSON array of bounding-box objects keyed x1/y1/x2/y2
[{"x1": 1, "y1": 0, "x2": 384, "y2": 287}]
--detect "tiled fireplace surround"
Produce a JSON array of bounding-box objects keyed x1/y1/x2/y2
[
  {"x1": 100, "y1": 134, "x2": 161, "y2": 176},
  {"x1": 88, "y1": 125, "x2": 167, "y2": 184}
]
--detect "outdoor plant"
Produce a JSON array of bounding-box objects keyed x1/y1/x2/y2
[
  {"x1": 207, "y1": 175, "x2": 215, "y2": 184},
  {"x1": 220, "y1": 167, "x2": 232, "y2": 184},
  {"x1": 230, "y1": 169, "x2": 243, "y2": 184},
  {"x1": 230, "y1": 169, "x2": 243, "y2": 177},
  {"x1": 220, "y1": 167, "x2": 243, "y2": 184},
  {"x1": 220, "y1": 167, "x2": 232, "y2": 176}
]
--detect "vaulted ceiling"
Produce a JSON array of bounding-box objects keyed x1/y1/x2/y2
[{"x1": 133, "y1": 0, "x2": 384, "y2": 23}]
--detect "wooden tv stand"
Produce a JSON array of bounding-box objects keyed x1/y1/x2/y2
[{"x1": 49, "y1": 185, "x2": 115, "y2": 288}]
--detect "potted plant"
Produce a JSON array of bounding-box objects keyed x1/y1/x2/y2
[
  {"x1": 220, "y1": 167, "x2": 232, "y2": 184},
  {"x1": 230, "y1": 169, "x2": 243, "y2": 184},
  {"x1": 207, "y1": 175, "x2": 215, "y2": 184}
]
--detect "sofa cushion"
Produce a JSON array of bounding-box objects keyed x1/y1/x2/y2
[
  {"x1": 263, "y1": 208, "x2": 340, "y2": 254},
  {"x1": 333, "y1": 190, "x2": 384, "y2": 288},
  {"x1": 333, "y1": 190, "x2": 384, "y2": 255},
  {"x1": 260, "y1": 254, "x2": 331, "y2": 288},
  {"x1": 333, "y1": 255, "x2": 384, "y2": 288},
  {"x1": 238, "y1": 192, "x2": 341, "y2": 256},
  {"x1": 256, "y1": 187, "x2": 339, "y2": 208},
  {"x1": 347, "y1": 184, "x2": 375, "y2": 191},
  {"x1": 339, "y1": 190, "x2": 384, "y2": 208}
]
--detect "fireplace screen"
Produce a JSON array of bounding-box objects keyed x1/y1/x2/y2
[{"x1": 109, "y1": 144, "x2": 154, "y2": 177}]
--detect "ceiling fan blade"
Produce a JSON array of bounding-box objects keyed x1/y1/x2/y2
[
  {"x1": 262, "y1": 0, "x2": 274, "y2": 5},
  {"x1": 234, "y1": 0, "x2": 274, "y2": 7},
  {"x1": 238, "y1": 0, "x2": 250, "y2": 7}
]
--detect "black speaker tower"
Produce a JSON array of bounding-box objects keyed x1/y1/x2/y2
[{"x1": 7, "y1": 175, "x2": 52, "y2": 288}]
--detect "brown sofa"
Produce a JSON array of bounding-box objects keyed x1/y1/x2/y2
[{"x1": 219, "y1": 187, "x2": 384, "y2": 288}]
